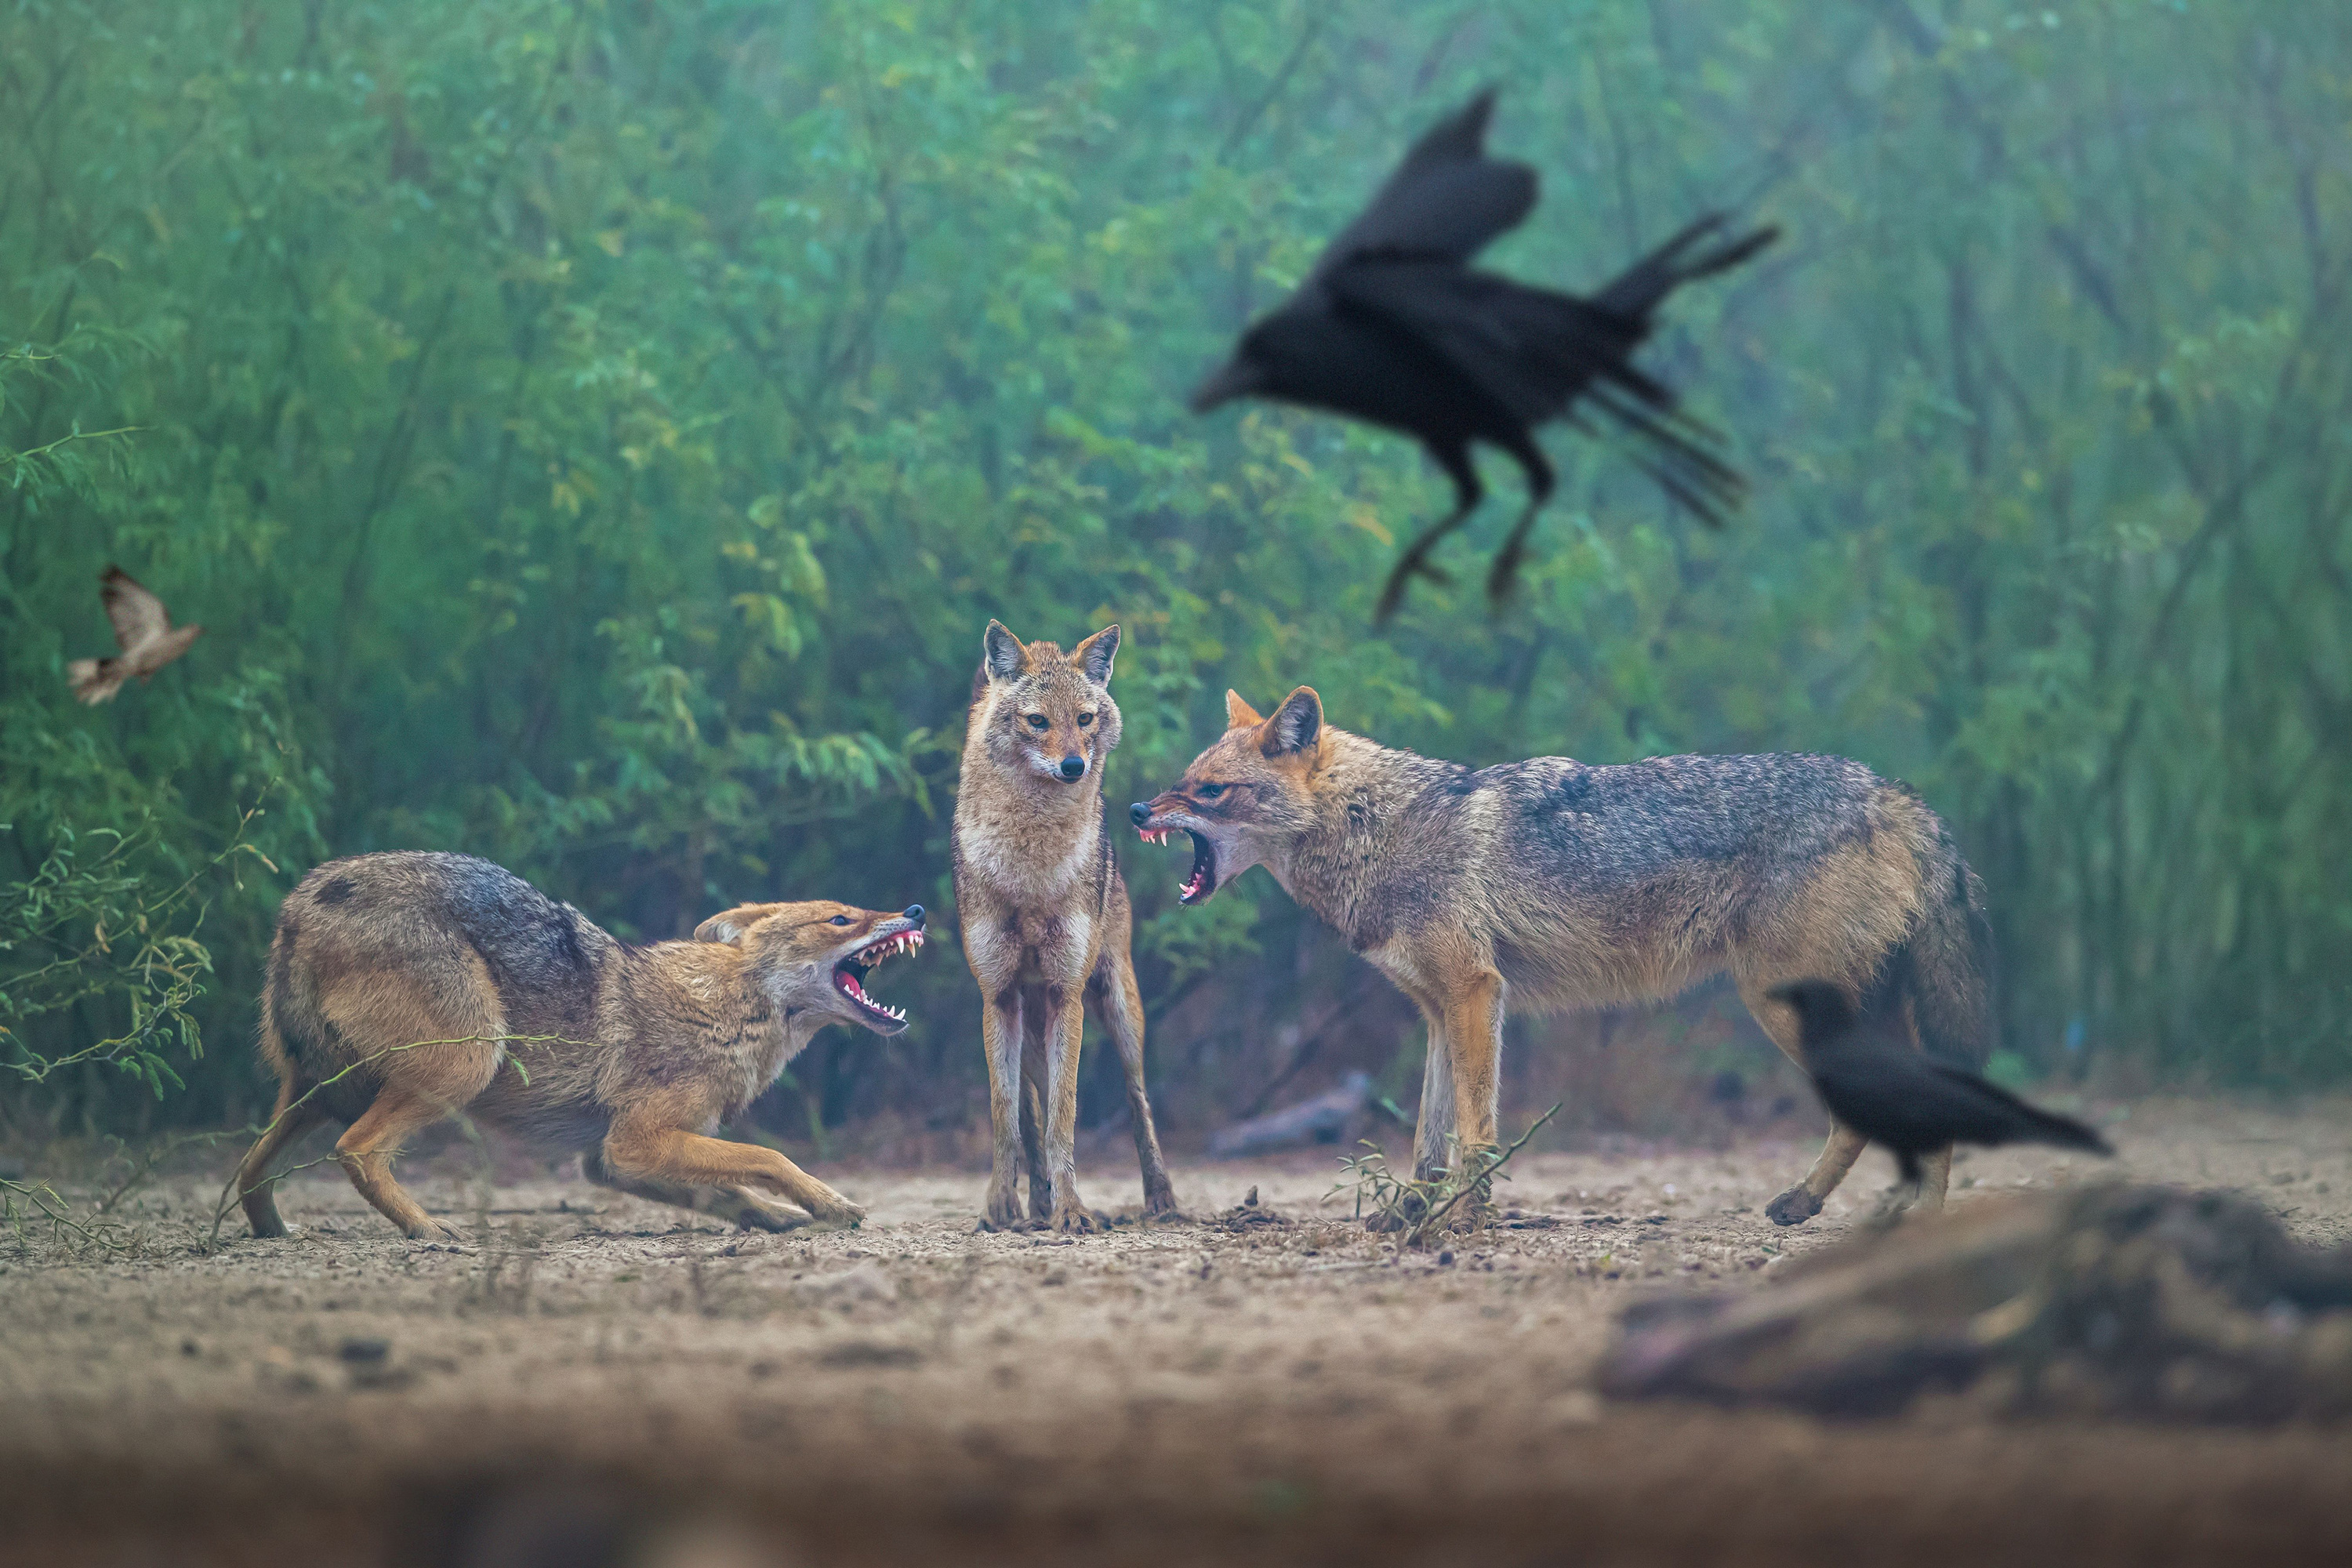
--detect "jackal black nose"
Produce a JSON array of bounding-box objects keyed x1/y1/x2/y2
[
  {"x1": 1129, "y1": 802, "x2": 1149, "y2": 826},
  {"x1": 1058, "y1": 754, "x2": 1086, "y2": 781},
  {"x1": 903, "y1": 905, "x2": 924, "y2": 924}
]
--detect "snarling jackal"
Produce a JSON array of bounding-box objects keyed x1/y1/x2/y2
[
  {"x1": 1136, "y1": 688, "x2": 1994, "y2": 1226},
  {"x1": 235, "y1": 852, "x2": 924, "y2": 1239},
  {"x1": 952, "y1": 620, "x2": 1178, "y2": 1232}
]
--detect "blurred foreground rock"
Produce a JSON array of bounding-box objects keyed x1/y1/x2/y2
[{"x1": 1600, "y1": 1184, "x2": 2352, "y2": 1422}]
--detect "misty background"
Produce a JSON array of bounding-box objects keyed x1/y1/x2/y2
[{"x1": 4, "y1": 2, "x2": 2347, "y2": 1157}]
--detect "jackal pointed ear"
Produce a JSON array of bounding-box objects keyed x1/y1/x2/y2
[
  {"x1": 1263, "y1": 687, "x2": 1323, "y2": 757},
  {"x1": 1225, "y1": 690, "x2": 1265, "y2": 729},
  {"x1": 1070, "y1": 624, "x2": 1119, "y2": 687},
  {"x1": 695, "y1": 902, "x2": 785, "y2": 945},
  {"x1": 982, "y1": 619, "x2": 1029, "y2": 683}
]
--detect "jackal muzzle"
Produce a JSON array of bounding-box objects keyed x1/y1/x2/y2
[{"x1": 833, "y1": 909, "x2": 927, "y2": 1033}]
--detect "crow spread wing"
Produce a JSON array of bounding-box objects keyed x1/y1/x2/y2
[
  {"x1": 1328, "y1": 263, "x2": 1744, "y2": 520},
  {"x1": 99, "y1": 567, "x2": 171, "y2": 652},
  {"x1": 1310, "y1": 89, "x2": 1537, "y2": 281},
  {"x1": 1325, "y1": 263, "x2": 1639, "y2": 426}
]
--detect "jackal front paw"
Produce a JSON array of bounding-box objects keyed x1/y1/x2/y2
[
  {"x1": 1363, "y1": 1186, "x2": 1432, "y2": 1232},
  {"x1": 405, "y1": 1215, "x2": 466, "y2": 1243},
  {"x1": 807, "y1": 1194, "x2": 866, "y2": 1229},
  {"x1": 1049, "y1": 1202, "x2": 1108, "y2": 1236},
  {"x1": 730, "y1": 1192, "x2": 815, "y2": 1232},
  {"x1": 1142, "y1": 1181, "x2": 1184, "y2": 1222},
  {"x1": 980, "y1": 1181, "x2": 1025, "y2": 1232},
  {"x1": 1429, "y1": 1197, "x2": 1498, "y2": 1235},
  {"x1": 1765, "y1": 1187, "x2": 1824, "y2": 1227}
]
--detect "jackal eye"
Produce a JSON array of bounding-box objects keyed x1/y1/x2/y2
[
  {"x1": 1196, "y1": 782, "x2": 1225, "y2": 799},
  {"x1": 828, "y1": 914, "x2": 853, "y2": 926},
  {"x1": 1025, "y1": 713, "x2": 1050, "y2": 731},
  {"x1": 1076, "y1": 712, "x2": 1094, "y2": 728}
]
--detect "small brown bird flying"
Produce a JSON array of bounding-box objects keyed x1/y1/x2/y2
[{"x1": 67, "y1": 566, "x2": 202, "y2": 704}]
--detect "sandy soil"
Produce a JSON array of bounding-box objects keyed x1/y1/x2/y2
[{"x1": 3, "y1": 1098, "x2": 2350, "y2": 1567}]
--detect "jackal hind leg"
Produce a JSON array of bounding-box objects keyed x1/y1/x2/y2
[
  {"x1": 236, "y1": 1079, "x2": 329, "y2": 1239},
  {"x1": 1906, "y1": 1146, "x2": 1953, "y2": 1216},
  {"x1": 1744, "y1": 976, "x2": 1869, "y2": 1227},
  {"x1": 1091, "y1": 954, "x2": 1179, "y2": 1218},
  {"x1": 1766, "y1": 1120, "x2": 1869, "y2": 1227},
  {"x1": 336, "y1": 1086, "x2": 467, "y2": 1241}
]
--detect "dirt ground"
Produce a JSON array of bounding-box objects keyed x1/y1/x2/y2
[{"x1": 4, "y1": 1098, "x2": 2351, "y2": 1567}]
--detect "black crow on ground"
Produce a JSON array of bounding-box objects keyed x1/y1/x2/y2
[
  {"x1": 1770, "y1": 979, "x2": 2114, "y2": 1192},
  {"x1": 1189, "y1": 88, "x2": 1777, "y2": 620}
]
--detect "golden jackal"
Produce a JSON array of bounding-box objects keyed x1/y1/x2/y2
[
  {"x1": 952, "y1": 620, "x2": 1178, "y2": 1232},
  {"x1": 234, "y1": 852, "x2": 925, "y2": 1239},
  {"x1": 1134, "y1": 688, "x2": 1994, "y2": 1226}
]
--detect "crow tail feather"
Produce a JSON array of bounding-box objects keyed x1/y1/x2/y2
[{"x1": 1593, "y1": 212, "x2": 1779, "y2": 320}]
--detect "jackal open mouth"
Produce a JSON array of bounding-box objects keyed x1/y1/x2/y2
[
  {"x1": 835, "y1": 924, "x2": 923, "y2": 1031},
  {"x1": 1139, "y1": 827, "x2": 1218, "y2": 905}
]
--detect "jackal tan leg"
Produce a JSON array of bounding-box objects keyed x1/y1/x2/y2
[
  {"x1": 1768, "y1": 1120, "x2": 1868, "y2": 1226},
  {"x1": 236, "y1": 1080, "x2": 328, "y2": 1239},
  {"x1": 981, "y1": 989, "x2": 1026, "y2": 1229},
  {"x1": 582, "y1": 1149, "x2": 813, "y2": 1232},
  {"x1": 1441, "y1": 971, "x2": 1505, "y2": 1159},
  {"x1": 1909, "y1": 1146, "x2": 1953, "y2": 1214},
  {"x1": 1018, "y1": 1014, "x2": 1054, "y2": 1223},
  {"x1": 1410, "y1": 1005, "x2": 1456, "y2": 1184},
  {"x1": 1091, "y1": 954, "x2": 1178, "y2": 1218},
  {"x1": 1436, "y1": 971, "x2": 1507, "y2": 1229},
  {"x1": 601, "y1": 1123, "x2": 862, "y2": 1228},
  {"x1": 1037, "y1": 985, "x2": 1103, "y2": 1234},
  {"x1": 1744, "y1": 976, "x2": 1873, "y2": 1226},
  {"x1": 336, "y1": 1087, "x2": 468, "y2": 1240}
]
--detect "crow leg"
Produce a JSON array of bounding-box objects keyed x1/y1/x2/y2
[
  {"x1": 1377, "y1": 443, "x2": 1483, "y2": 622},
  {"x1": 1485, "y1": 437, "x2": 1556, "y2": 604}
]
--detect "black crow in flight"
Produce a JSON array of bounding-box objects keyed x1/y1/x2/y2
[
  {"x1": 1189, "y1": 88, "x2": 1777, "y2": 620},
  {"x1": 1771, "y1": 979, "x2": 2114, "y2": 1194}
]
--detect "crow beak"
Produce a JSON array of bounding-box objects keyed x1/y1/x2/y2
[{"x1": 1188, "y1": 356, "x2": 1260, "y2": 414}]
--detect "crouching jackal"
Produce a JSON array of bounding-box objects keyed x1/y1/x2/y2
[
  {"x1": 1134, "y1": 689, "x2": 1994, "y2": 1226},
  {"x1": 234, "y1": 852, "x2": 925, "y2": 1240},
  {"x1": 953, "y1": 620, "x2": 1178, "y2": 1232}
]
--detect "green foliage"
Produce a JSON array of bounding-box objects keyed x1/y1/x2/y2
[
  {"x1": 1, "y1": 818, "x2": 219, "y2": 1098},
  {"x1": 2, "y1": 1, "x2": 2347, "y2": 1142},
  {"x1": 1984, "y1": 1051, "x2": 2034, "y2": 1093},
  {"x1": 1328, "y1": 1104, "x2": 1563, "y2": 1246}
]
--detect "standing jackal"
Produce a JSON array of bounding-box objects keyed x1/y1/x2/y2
[
  {"x1": 234, "y1": 852, "x2": 925, "y2": 1240},
  {"x1": 1134, "y1": 689, "x2": 1994, "y2": 1226},
  {"x1": 952, "y1": 620, "x2": 1178, "y2": 1232}
]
